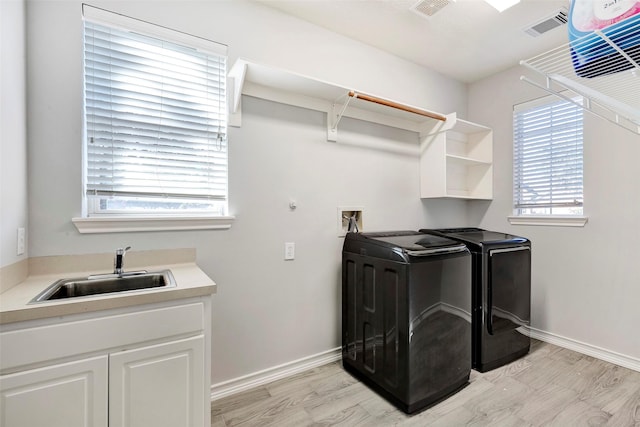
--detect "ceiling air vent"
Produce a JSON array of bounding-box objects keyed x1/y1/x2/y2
[
  {"x1": 524, "y1": 7, "x2": 568, "y2": 37},
  {"x1": 410, "y1": 0, "x2": 454, "y2": 18}
]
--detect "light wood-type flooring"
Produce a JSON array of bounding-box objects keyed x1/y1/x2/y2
[{"x1": 211, "y1": 340, "x2": 640, "y2": 426}]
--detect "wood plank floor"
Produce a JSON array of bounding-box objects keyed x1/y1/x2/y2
[{"x1": 211, "y1": 340, "x2": 640, "y2": 426}]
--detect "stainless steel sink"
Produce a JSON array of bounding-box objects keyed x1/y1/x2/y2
[{"x1": 29, "y1": 270, "x2": 176, "y2": 303}]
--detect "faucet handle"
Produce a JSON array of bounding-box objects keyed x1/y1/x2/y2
[{"x1": 116, "y1": 246, "x2": 132, "y2": 255}]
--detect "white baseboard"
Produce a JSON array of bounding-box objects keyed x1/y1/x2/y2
[
  {"x1": 526, "y1": 326, "x2": 640, "y2": 372},
  {"x1": 211, "y1": 329, "x2": 640, "y2": 402},
  {"x1": 210, "y1": 347, "x2": 342, "y2": 401}
]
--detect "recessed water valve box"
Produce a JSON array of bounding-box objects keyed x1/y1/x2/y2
[{"x1": 338, "y1": 207, "x2": 364, "y2": 237}]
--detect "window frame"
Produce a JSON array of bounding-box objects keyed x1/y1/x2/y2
[
  {"x1": 74, "y1": 5, "x2": 233, "y2": 233},
  {"x1": 509, "y1": 94, "x2": 588, "y2": 227}
]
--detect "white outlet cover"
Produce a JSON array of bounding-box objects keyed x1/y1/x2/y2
[
  {"x1": 17, "y1": 227, "x2": 26, "y2": 256},
  {"x1": 284, "y1": 242, "x2": 295, "y2": 260}
]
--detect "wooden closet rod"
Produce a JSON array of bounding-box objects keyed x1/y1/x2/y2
[{"x1": 348, "y1": 91, "x2": 447, "y2": 122}]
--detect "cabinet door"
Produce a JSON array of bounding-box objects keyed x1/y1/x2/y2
[
  {"x1": 109, "y1": 335, "x2": 205, "y2": 427},
  {"x1": 0, "y1": 356, "x2": 108, "y2": 427}
]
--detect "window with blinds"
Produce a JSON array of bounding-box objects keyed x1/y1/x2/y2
[
  {"x1": 513, "y1": 96, "x2": 584, "y2": 216},
  {"x1": 83, "y1": 7, "x2": 228, "y2": 216}
]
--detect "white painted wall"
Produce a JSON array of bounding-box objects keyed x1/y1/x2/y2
[
  {"x1": 24, "y1": 0, "x2": 468, "y2": 384},
  {"x1": 9, "y1": 0, "x2": 639, "y2": 391},
  {"x1": 468, "y1": 66, "x2": 640, "y2": 360},
  {"x1": 0, "y1": 0, "x2": 28, "y2": 268}
]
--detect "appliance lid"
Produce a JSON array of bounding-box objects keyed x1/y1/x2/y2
[
  {"x1": 430, "y1": 228, "x2": 528, "y2": 245},
  {"x1": 360, "y1": 231, "x2": 466, "y2": 252}
]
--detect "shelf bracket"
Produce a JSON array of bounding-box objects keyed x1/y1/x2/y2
[
  {"x1": 328, "y1": 92, "x2": 354, "y2": 142},
  {"x1": 227, "y1": 60, "x2": 248, "y2": 128}
]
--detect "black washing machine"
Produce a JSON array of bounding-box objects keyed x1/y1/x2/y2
[
  {"x1": 419, "y1": 227, "x2": 531, "y2": 373},
  {"x1": 342, "y1": 231, "x2": 472, "y2": 413}
]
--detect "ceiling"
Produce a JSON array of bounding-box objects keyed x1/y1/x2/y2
[{"x1": 256, "y1": 0, "x2": 572, "y2": 83}]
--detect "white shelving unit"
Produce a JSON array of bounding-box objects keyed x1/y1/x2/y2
[
  {"x1": 420, "y1": 113, "x2": 493, "y2": 200},
  {"x1": 520, "y1": 14, "x2": 640, "y2": 135},
  {"x1": 228, "y1": 59, "x2": 493, "y2": 200},
  {"x1": 227, "y1": 58, "x2": 447, "y2": 141}
]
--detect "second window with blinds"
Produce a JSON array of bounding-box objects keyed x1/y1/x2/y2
[
  {"x1": 513, "y1": 95, "x2": 584, "y2": 217},
  {"x1": 82, "y1": 6, "x2": 228, "y2": 217}
]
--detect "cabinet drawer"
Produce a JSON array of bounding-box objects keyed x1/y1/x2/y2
[{"x1": 1, "y1": 302, "x2": 204, "y2": 372}]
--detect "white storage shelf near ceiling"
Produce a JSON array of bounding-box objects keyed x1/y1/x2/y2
[
  {"x1": 521, "y1": 14, "x2": 640, "y2": 135},
  {"x1": 227, "y1": 58, "x2": 493, "y2": 200},
  {"x1": 227, "y1": 58, "x2": 448, "y2": 139}
]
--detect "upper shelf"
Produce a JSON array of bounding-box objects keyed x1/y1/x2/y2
[
  {"x1": 520, "y1": 14, "x2": 640, "y2": 135},
  {"x1": 227, "y1": 59, "x2": 448, "y2": 140}
]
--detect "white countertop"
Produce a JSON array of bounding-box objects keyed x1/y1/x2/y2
[{"x1": 0, "y1": 249, "x2": 216, "y2": 324}]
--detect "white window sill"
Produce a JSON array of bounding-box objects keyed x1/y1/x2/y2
[
  {"x1": 72, "y1": 215, "x2": 235, "y2": 234},
  {"x1": 507, "y1": 215, "x2": 588, "y2": 227}
]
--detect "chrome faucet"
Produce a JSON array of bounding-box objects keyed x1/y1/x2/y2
[{"x1": 114, "y1": 246, "x2": 131, "y2": 276}]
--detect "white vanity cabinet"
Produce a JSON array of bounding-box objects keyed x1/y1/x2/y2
[{"x1": 0, "y1": 297, "x2": 211, "y2": 427}]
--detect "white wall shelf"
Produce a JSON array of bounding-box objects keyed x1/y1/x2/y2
[
  {"x1": 419, "y1": 113, "x2": 493, "y2": 200},
  {"x1": 520, "y1": 14, "x2": 640, "y2": 135},
  {"x1": 227, "y1": 58, "x2": 448, "y2": 141},
  {"x1": 228, "y1": 59, "x2": 493, "y2": 201}
]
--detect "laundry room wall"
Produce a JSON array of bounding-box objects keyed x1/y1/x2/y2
[
  {"x1": 24, "y1": 0, "x2": 470, "y2": 387},
  {"x1": 467, "y1": 65, "x2": 640, "y2": 364},
  {"x1": 0, "y1": 0, "x2": 28, "y2": 273}
]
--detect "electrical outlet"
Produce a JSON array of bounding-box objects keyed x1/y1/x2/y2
[
  {"x1": 17, "y1": 227, "x2": 26, "y2": 255},
  {"x1": 284, "y1": 242, "x2": 295, "y2": 260}
]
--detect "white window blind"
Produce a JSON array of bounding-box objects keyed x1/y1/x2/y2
[
  {"x1": 83, "y1": 7, "x2": 228, "y2": 215},
  {"x1": 513, "y1": 97, "x2": 584, "y2": 216}
]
